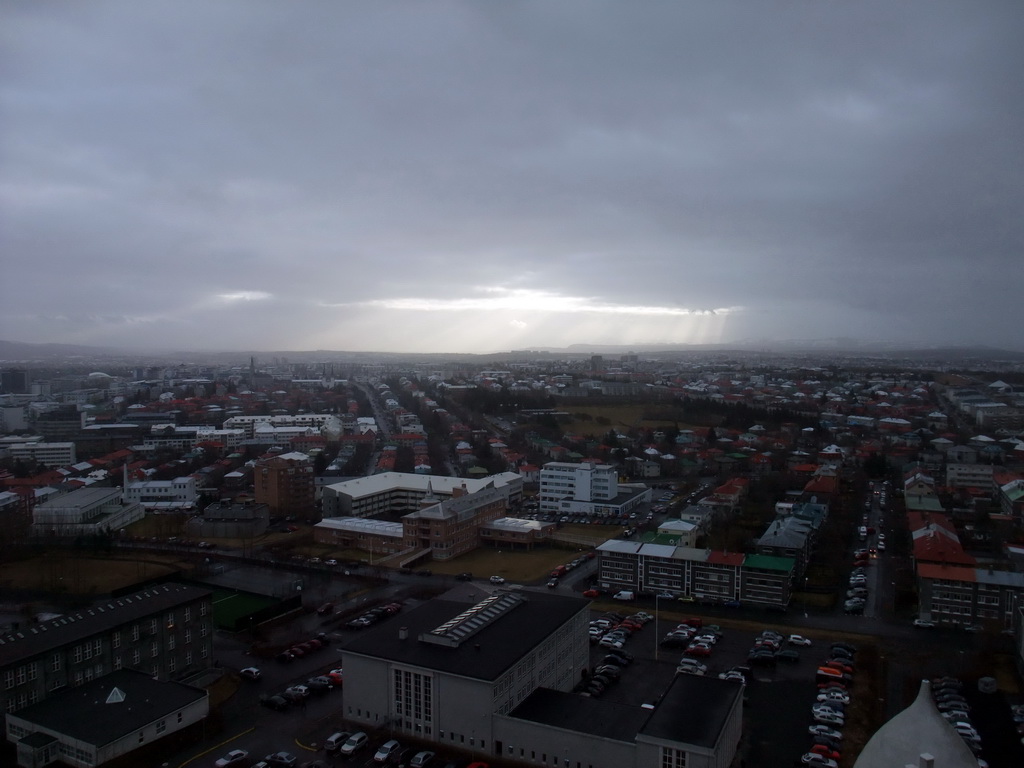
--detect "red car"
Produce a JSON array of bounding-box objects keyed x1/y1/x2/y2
[
  {"x1": 685, "y1": 644, "x2": 713, "y2": 657},
  {"x1": 810, "y1": 745, "x2": 840, "y2": 761},
  {"x1": 583, "y1": 589, "x2": 601, "y2": 598}
]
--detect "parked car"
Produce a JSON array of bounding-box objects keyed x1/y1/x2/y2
[
  {"x1": 215, "y1": 750, "x2": 249, "y2": 767},
  {"x1": 259, "y1": 694, "x2": 289, "y2": 711},
  {"x1": 489, "y1": 575, "x2": 506, "y2": 584},
  {"x1": 374, "y1": 739, "x2": 402, "y2": 763},
  {"x1": 808, "y1": 725, "x2": 842, "y2": 740},
  {"x1": 339, "y1": 732, "x2": 369, "y2": 757},
  {"x1": 263, "y1": 753, "x2": 298, "y2": 767},
  {"x1": 324, "y1": 731, "x2": 352, "y2": 753},
  {"x1": 817, "y1": 691, "x2": 851, "y2": 704},
  {"x1": 306, "y1": 676, "x2": 333, "y2": 693},
  {"x1": 240, "y1": 666, "x2": 262, "y2": 681},
  {"x1": 813, "y1": 710, "x2": 845, "y2": 726},
  {"x1": 913, "y1": 619, "x2": 936, "y2": 628}
]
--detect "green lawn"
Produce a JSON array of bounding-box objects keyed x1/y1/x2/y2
[{"x1": 210, "y1": 589, "x2": 278, "y2": 630}]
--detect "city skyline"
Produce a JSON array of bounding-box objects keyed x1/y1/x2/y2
[{"x1": 2, "y1": 2, "x2": 1022, "y2": 354}]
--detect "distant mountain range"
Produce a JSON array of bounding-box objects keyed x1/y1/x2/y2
[{"x1": 1, "y1": 338, "x2": 1022, "y2": 365}]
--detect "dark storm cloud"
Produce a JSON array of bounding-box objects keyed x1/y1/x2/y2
[{"x1": 1, "y1": 0, "x2": 1021, "y2": 352}]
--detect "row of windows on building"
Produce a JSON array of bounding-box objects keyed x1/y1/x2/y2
[{"x1": 4, "y1": 645, "x2": 210, "y2": 712}]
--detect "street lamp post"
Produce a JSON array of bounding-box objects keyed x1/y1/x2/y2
[{"x1": 654, "y1": 593, "x2": 659, "y2": 661}]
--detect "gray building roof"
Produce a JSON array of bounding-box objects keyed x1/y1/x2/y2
[
  {"x1": 509, "y1": 688, "x2": 649, "y2": 743},
  {"x1": 9, "y1": 668, "x2": 207, "y2": 747},
  {"x1": 757, "y1": 517, "x2": 811, "y2": 550},
  {"x1": 341, "y1": 587, "x2": 589, "y2": 682},
  {"x1": 640, "y1": 672, "x2": 742, "y2": 749},
  {"x1": 0, "y1": 583, "x2": 211, "y2": 668},
  {"x1": 509, "y1": 669, "x2": 742, "y2": 749}
]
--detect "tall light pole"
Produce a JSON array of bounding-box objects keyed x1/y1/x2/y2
[{"x1": 654, "y1": 593, "x2": 660, "y2": 662}]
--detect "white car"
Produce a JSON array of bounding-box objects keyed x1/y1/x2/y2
[
  {"x1": 788, "y1": 634, "x2": 812, "y2": 646},
  {"x1": 913, "y1": 619, "x2": 936, "y2": 628},
  {"x1": 339, "y1": 732, "x2": 368, "y2": 756},
  {"x1": 374, "y1": 739, "x2": 401, "y2": 763},
  {"x1": 808, "y1": 725, "x2": 842, "y2": 740},
  {"x1": 817, "y1": 691, "x2": 850, "y2": 704},
  {"x1": 239, "y1": 666, "x2": 261, "y2": 680},
  {"x1": 410, "y1": 751, "x2": 436, "y2": 768},
  {"x1": 215, "y1": 750, "x2": 249, "y2": 768},
  {"x1": 813, "y1": 711, "x2": 845, "y2": 726},
  {"x1": 676, "y1": 663, "x2": 707, "y2": 676},
  {"x1": 489, "y1": 575, "x2": 506, "y2": 584}
]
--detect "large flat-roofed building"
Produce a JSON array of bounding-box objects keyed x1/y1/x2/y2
[
  {"x1": 340, "y1": 587, "x2": 742, "y2": 768},
  {"x1": 5, "y1": 668, "x2": 208, "y2": 768},
  {"x1": 341, "y1": 588, "x2": 590, "y2": 748},
  {"x1": 0, "y1": 583, "x2": 213, "y2": 717},
  {"x1": 504, "y1": 672, "x2": 743, "y2": 768},
  {"x1": 30, "y1": 487, "x2": 143, "y2": 538},
  {"x1": 321, "y1": 471, "x2": 523, "y2": 519}
]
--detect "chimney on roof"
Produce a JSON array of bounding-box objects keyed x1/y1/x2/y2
[
  {"x1": 918, "y1": 755, "x2": 935, "y2": 768},
  {"x1": 398, "y1": 627, "x2": 408, "y2": 641}
]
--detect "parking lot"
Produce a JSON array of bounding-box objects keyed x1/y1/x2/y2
[{"x1": 583, "y1": 606, "x2": 868, "y2": 766}]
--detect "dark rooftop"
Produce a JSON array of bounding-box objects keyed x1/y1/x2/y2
[
  {"x1": 0, "y1": 583, "x2": 212, "y2": 667},
  {"x1": 9, "y1": 668, "x2": 207, "y2": 746},
  {"x1": 640, "y1": 672, "x2": 743, "y2": 749},
  {"x1": 341, "y1": 587, "x2": 589, "y2": 681},
  {"x1": 509, "y1": 688, "x2": 648, "y2": 743}
]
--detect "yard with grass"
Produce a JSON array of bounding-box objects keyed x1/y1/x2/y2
[{"x1": 558, "y1": 404, "x2": 704, "y2": 439}]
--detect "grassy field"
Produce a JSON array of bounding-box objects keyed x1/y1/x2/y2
[
  {"x1": 0, "y1": 554, "x2": 185, "y2": 595},
  {"x1": 558, "y1": 404, "x2": 699, "y2": 438}
]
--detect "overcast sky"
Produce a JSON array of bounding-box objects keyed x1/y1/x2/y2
[{"x1": 2, "y1": 1, "x2": 1022, "y2": 354}]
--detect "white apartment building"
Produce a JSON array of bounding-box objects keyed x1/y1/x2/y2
[
  {"x1": 946, "y1": 463, "x2": 994, "y2": 489},
  {"x1": 123, "y1": 477, "x2": 197, "y2": 508},
  {"x1": 5, "y1": 442, "x2": 76, "y2": 467},
  {"x1": 222, "y1": 413, "x2": 343, "y2": 439},
  {"x1": 538, "y1": 461, "x2": 650, "y2": 516}
]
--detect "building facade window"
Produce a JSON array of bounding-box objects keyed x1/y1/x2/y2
[{"x1": 661, "y1": 747, "x2": 687, "y2": 768}]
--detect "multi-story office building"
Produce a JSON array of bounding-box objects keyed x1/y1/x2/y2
[
  {"x1": 123, "y1": 476, "x2": 197, "y2": 508},
  {"x1": 0, "y1": 583, "x2": 213, "y2": 717},
  {"x1": 4, "y1": 442, "x2": 76, "y2": 467},
  {"x1": 538, "y1": 461, "x2": 650, "y2": 516}
]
